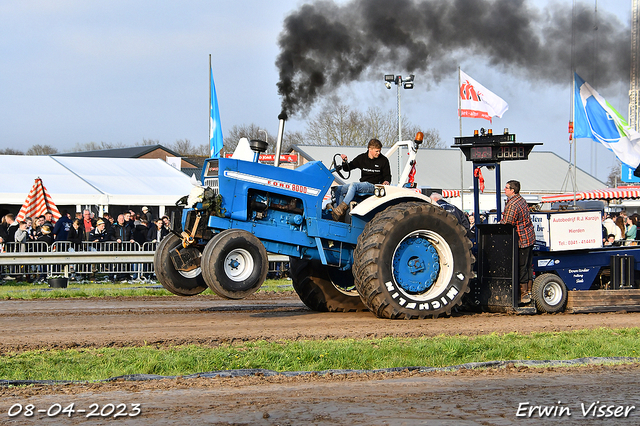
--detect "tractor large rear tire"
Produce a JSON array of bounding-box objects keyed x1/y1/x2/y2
[
  {"x1": 201, "y1": 229, "x2": 268, "y2": 300},
  {"x1": 353, "y1": 202, "x2": 474, "y2": 319},
  {"x1": 153, "y1": 234, "x2": 207, "y2": 296},
  {"x1": 289, "y1": 258, "x2": 366, "y2": 312}
]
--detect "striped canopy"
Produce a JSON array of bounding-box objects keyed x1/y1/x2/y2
[
  {"x1": 541, "y1": 186, "x2": 640, "y2": 203},
  {"x1": 442, "y1": 190, "x2": 461, "y2": 198},
  {"x1": 16, "y1": 178, "x2": 62, "y2": 222}
]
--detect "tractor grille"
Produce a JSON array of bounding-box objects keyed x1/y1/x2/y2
[{"x1": 203, "y1": 178, "x2": 219, "y2": 195}]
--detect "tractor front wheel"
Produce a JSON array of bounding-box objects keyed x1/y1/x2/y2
[
  {"x1": 153, "y1": 234, "x2": 207, "y2": 296},
  {"x1": 201, "y1": 229, "x2": 268, "y2": 299}
]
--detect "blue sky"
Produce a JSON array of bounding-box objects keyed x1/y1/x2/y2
[{"x1": 0, "y1": 0, "x2": 632, "y2": 182}]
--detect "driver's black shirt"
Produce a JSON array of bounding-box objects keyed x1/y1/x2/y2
[{"x1": 344, "y1": 152, "x2": 392, "y2": 184}]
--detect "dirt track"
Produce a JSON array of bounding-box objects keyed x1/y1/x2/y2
[
  {"x1": 2, "y1": 293, "x2": 640, "y2": 425},
  {"x1": 2, "y1": 293, "x2": 640, "y2": 352}
]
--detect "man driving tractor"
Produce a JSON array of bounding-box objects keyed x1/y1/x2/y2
[{"x1": 332, "y1": 138, "x2": 392, "y2": 221}]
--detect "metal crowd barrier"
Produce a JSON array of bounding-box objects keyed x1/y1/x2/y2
[{"x1": 0, "y1": 241, "x2": 289, "y2": 280}]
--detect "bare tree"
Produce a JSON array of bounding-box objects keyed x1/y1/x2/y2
[
  {"x1": 305, "y1": 101, "x2": 366, "y2": 146},
  {"x1": 69, "y1": 141, "x2": 101, "y2": 152},
  {"x1": 68, "y1": 141, "x2": 126, "y2": 152},
  {"x1": 304, "y1": 101, "x2": 445, "y2": 148},
  {"x1": 171, "y1": 139, "x2": 208, "y2": 157},
  {"x1": 282, "y1": 130, "x2": 305, "y2": 153},
  {"x1": 137, "y1": 138, "x2": 159, "y2": 146},
  {"x1": 362, "y1": 107, "x2": 397, "y2": 146},
  {"x1": 0, "y1": 148, "x2": 24, "y2": 155},
  {"x1": 195, "y1": 144, "x2": 210, "y2": 157},
  {"x1": 223, "y1": 123, "x2": 277, "y2": 155},
  {"x1": 606, "y1": 162, "x2": 621, "y2": 187},
  {"x1": 417, "y1": 128, "x2": 444, "y2": 149},
  {"x1": 26, "y1": 144, "x2": 59, "y2": 155},
  {"x1": 171, "y1": 139, "x2": 191, "y2": 156}
]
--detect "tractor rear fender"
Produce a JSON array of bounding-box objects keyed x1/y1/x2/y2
[{"x1": 350, "y1": 186, "x2": 434, "y2": 218}]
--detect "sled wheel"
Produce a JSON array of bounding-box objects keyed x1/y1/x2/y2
[
  {"x1": 354, "y1": 202, "x2": 474, "y2": 319},
  {"x1": 532, "y1": 273, "x2": 567, "y2": 313},
  {"x1": 153, "y1": 233, "x2": 207, "y2": 296},
  {"x1": 289, "y1": 258, "x2": 367, "y2": 312},
  {"x1": 201, "y1": 229, "x2": 268, "y2": 299}
]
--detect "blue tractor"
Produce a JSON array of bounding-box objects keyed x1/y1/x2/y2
[{"x1": 153, "y1": 118, "x2": 474, "y2": 319}]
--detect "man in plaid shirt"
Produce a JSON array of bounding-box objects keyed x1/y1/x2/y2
[{"x1": 500, "y1": 180, "x2": 535, "y2": 304}]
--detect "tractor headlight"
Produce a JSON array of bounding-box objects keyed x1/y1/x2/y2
[{"x1": 374, "y1": 187, "x2": 386, "y2": 197}]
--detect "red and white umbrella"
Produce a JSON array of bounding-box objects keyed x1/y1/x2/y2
[{"x1": 16, "y1": 178, "x2": 62, "y2": 222}]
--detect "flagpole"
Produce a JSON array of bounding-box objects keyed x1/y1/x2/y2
[
  {"x1": 572, "y1": 72, "x2": 577, "y2": 206},
  {"x1": 209, "y1": 54, "x2": 212, "y2": 157},
  {"x1": 571, "y1": 0, "x2": 578, "y2": 205},
  {"x1": 458, "y1": 66, "x2": 464, "y2": 211}
]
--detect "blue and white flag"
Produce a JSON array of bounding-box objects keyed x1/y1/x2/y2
[
  {"x1": 574, "y1": 72, "x2": 640, "y2": 169},
  {"x1": 209, "y1": 67, "x2": 224, "y2": 158}
]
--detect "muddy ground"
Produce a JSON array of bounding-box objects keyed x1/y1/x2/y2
[{"x1": 1, "y1": 293, "x2": 640, "y2": 425}]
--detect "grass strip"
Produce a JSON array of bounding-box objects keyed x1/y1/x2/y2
[
  {"x1": 0, "y1": 279, "x2": 292, "y2": 299},
  {"x1": 2, "y1": 328, "x2": 640, "y2": 382}
]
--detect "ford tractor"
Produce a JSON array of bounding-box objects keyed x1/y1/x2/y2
[{"x1": 154, "y1": 115, "x2": 474, "y2": 319}]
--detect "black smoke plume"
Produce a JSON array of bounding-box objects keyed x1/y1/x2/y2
[{"x1": 276, "y1": 0, "x2": 629, "y2": 117}]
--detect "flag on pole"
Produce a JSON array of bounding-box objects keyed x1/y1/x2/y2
[
  {"x1": 459, "y1": 70, "x2": 509, "y2": 122},
  {"x1": 574, "y1": 72, "x2": 640, "y2": 171},
  {"x1": 16, "y1": 178, "x2": 61, "y2": 223},
  {"x1": 209, "y1": 64, "x2": 224, "y2": 159}
]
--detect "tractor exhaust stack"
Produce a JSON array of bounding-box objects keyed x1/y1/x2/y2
[{"x1": 274, "y1": 112, "x2": 287, "y2": 167}]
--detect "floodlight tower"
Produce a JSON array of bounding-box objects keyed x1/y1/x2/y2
[{"x1": 384, "y1": 74, "x2": 415, "y2": 142}]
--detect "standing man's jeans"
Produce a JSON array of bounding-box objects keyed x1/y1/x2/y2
[
  {"x1": 518, "y1": 245, "x2": 534, "y2": 284},
  {"x1": 335, "y1": 182, "x2": 375, "y2": 205}
]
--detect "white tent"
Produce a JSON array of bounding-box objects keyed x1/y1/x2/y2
[{"x1": 0, "y1": 156, "x2": 195, "y2": 215}]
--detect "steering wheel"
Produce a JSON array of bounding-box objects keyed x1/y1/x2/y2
[{"x1": 330, "y1": 154, "x2": 351, "y2": 180}]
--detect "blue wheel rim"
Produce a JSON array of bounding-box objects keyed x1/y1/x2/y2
[{"x1": 392, "y1": 235, "x2": 440, "y2": 293}]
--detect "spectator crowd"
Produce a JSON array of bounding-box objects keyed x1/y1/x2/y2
[
  {"x1": 602, "y1": 210, "x2": 639, "y2": 246},
  {"x1": 0, "y1": 207, "x2": 171, "y2": 250}
]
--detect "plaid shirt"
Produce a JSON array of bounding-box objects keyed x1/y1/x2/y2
[{"x1": 501, "y1": 193, "x2": 535, "y2": 248}]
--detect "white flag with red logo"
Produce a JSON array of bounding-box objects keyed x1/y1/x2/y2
[{"x1": 459, "y1": 70, "x2": 509, "y2": 122}]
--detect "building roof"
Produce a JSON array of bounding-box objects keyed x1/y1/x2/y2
[
  {"x1": 181, "y1": 167, "x2": 202, "y2": 181},
  {"x1": 184, "y1": 156, "x2": 208, "y2": 168},
  {"x1": 54, "y1": 144, "x2": 179, "y2": 158},
  {"x1": 54, "y1": 144, "x2": 201, "y2": 169}
]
